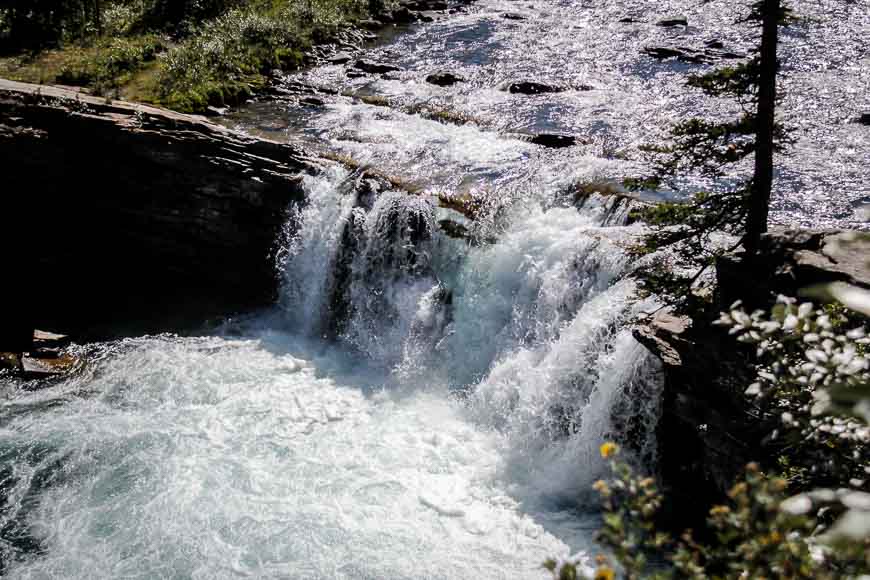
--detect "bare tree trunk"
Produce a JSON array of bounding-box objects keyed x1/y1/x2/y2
[{"x1": 745, "y1": 0, "x2": 780, "y2": 256}]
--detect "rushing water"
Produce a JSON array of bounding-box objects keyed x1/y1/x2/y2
[{"x1": 2, "y1": 0, "x2": 868, "y2": 578}]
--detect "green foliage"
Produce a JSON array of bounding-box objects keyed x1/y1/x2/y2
[
  {"x1": 56, "y1": 34, "x2": 165, "y2": 93},
  {"x1": 548, "y1": 453, "x2": 869, "y2": 580},
  {"x1": 155, "y1": 0, "x2": 378, "y2": 111}
]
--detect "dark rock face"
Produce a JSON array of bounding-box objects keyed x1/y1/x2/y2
[
  {"x1": 354, "y1": 59, "x2": 401, "y2": 74},
  {"x1": 0, "y1": 79, "x2": 315, "y2": 340},
  {"x1": 858, "y1": 113, "x2": 870, "y2": 126},
  {"x1": 633, "y1": 310, "x2": 758, "y2": 531},
  {"x1": 425, "y1": 71, "x2": 466, "y2": 86},
  {"x1": 506, "y1": 81, "x2": 565, "y2": 95}
]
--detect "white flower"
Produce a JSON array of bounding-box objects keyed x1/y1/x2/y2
[
  {"x1": 783, "y1": 314, "x2": 799, "y2": 331},
  {"x1": 806, "y1": 349, "x2": 829, "y2": 364}
]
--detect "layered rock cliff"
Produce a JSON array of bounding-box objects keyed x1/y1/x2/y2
[{"x1": 0, "y1": 79, "x2": 317, "y2": 342}]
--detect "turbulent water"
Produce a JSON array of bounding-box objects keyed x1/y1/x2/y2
[{"x1": 2, "y1": 0, "x2": 868, "y2": 578}]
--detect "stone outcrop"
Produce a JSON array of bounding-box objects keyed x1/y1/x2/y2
[{"x1": 0, "y1": 79, "x2": 317, "y2": 341}]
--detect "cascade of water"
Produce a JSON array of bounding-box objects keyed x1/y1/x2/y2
[{"x1": 280, "y1": 164, "x2": 664, "y2": 507}]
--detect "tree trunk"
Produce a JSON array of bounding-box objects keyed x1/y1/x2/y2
[
  {"x1": 745, "y1": 0, "x2": 780, "y2": 256},
  {"x1": 94, "y1": 0, "x2": 102, "y2": 36}
]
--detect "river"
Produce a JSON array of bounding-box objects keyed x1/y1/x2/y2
[{"x1": 1, "y1": 0, "x2": 868, "y2": 577}]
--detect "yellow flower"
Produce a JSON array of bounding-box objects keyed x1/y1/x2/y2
[
  {"x1": 599, "y1": 442, "x2": 619, "y2": 459},
  {"x1": 710, "y1": 505, "x2": 731, "y2": 517},
  {"x1": 593, "y1": 566, "x2": 615, "y2": 580}
]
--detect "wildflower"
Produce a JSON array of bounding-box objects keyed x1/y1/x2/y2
[
  {"x1": 710, "y1": 505, "x2": 731, "y2": 517},
  {"x1": 593, "y1": 566, "x2": 615, "y2": 580},
  {"x1": 600, "y1": 442, "x2": 619, "y2": 459}
]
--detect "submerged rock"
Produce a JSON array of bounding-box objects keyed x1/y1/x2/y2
[
  {"x1": 354, "y1": 59, "x2": 401, "y2": 74},
  {"x1": 526, "y1": 133, "x2": 577, "y2": 148},
  {"x1": 502, "y1": 12, "x2": 526, "y2": 20},
  {"x1": 425, "y1": 71, "x2": 466, "y2": 86},
  {"x1": 644, "y1": 45, "x2": 744, "y2": 64},
  {"x1": 505, "y1": 81, "x2": 565, "y2": 95},
  {"x1": 657, "y1": 16, "x2": 688, "y2": 27}
]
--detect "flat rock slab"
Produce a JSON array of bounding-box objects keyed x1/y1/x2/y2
[{"x1": 21, "y1": 353, "x2": 79, "y2": 378}]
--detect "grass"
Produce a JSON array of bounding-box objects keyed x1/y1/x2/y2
[
  {"x1": 0, "y1": 0, "x2": 393, "y2": 113},
  {"x1": 0, "y1": 35, "x2": 164, "y2": 94}
]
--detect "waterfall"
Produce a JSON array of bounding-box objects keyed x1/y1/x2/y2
[{"x1": 280, "y1": 165, "x2": 664, "y2": 504}]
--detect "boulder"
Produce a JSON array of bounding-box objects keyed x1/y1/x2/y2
[
  {"x1": 506, "y1": 81, "x2": 565, "y2": 95},
  {"x1": 354, "y1": 59, "x2": 401, "y2": 74},
  {"x1": 425, "y1": 71, "x2": 466, "y2": 86}
]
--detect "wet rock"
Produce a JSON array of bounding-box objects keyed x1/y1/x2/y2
[
  {"x1": 644, "y1": 45, "x2": 744, "y2": 64},
  {"x1": 33, "y1": 330, "x2": 70, "y2": 349},
  {"x1": 328, "y1": 51, "x2": 353, "y2": 64},
  {"x1": 858, "y1": 113, "x2": 870, "y2": 125},
  {"x1": 526, "y1": 133, "x2": 577, "y2": 148},
  {"x1": 425, "y1": 71, "x2": 466, "y2": 86},
  {"x1": 391, "y1": 6, "x2": 420, "y2": 23},
  {"x1": 204, "y1": 106, "x2": 228, "y2": 117},
  {"x1": 358, "y1": 18, "x2": 384, "y2": 30},
  {"x1": 418, "y1": 13, "x2": 435, "y2": 22},
  {"x1": 657, "y1": 16, "x2": 688, "y2": 27},
  {"x1": 20, "y1": 353, "x2": 79, "y2": 379},
  {"x1": 705, "y1": 39, "x2": 725, "y2": 49},
  {"x1": 438, "y1": 219, "x2": 470, "y2": 240},
  {"x1": 300, "y1": 96, "x2": 326, "y2": 107},
  {"x1": 502, "y1": 12, "x2": 526, "y2": 20},
  {"x1": 619, "y1": 16, "x2": 641, "y2": 23},
  {"x1": 354, "y1": 59, "x2": 401, "y2": 74},
  {"x1": 506, "y1": 81, "x2": 565, "y2": 95}
]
